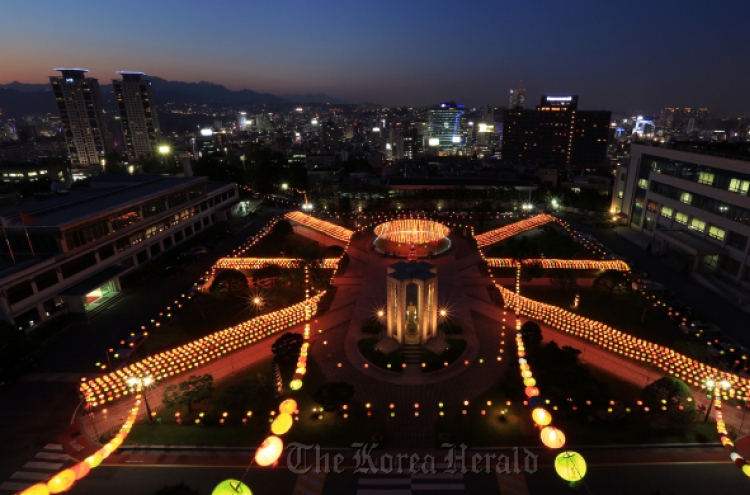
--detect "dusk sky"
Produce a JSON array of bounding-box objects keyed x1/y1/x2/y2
[{"x1": 1, "y1": 0, "x2": 749, "y2": 115}]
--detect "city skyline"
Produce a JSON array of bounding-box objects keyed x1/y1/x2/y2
[{"x1": 1, "y1": 0, "x2": 749, "y2": 115}]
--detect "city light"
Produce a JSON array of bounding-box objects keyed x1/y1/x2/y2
[
  {"x1": 285, "y1": 212, "x2": 354, "y2": 242},
  {"x1": 158, "y1": 145, "x2": 170, "y2": 154},
  {"x1": 200, "y1": 128, "x2": 212, "y2": 136},
  {"x1": 373, "y1": 219, "x2": 450, "y2": 245}
]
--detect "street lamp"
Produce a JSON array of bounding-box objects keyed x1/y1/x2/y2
[
  {"x1": 158, "y1": 145, "x2": 170, "y2": 154},
  {"x1": 281, "y1": 183, "x2": 288, "y2": 191},
  {"x1": 128, "y1": 375, "x2": 154, "y2": 423},
  {"x1": 704, "y1": 379, "x2": 717, "y2": 423}
]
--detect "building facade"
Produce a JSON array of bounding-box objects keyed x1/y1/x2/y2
[
  {"x1": 113, "y1": 72, "x2": 161, "y2": 160},
  {"x1": 50, "y1": 69, "x2": 114, "y2": 176},
  {"x1": 502, "y1": 96, "x2": 610, "y2": 170},
  {"x1": 0, "y1": 174, "x2": 238, "y2": 329},
  {"x1": 613, "y1": 144, "x2": 750, "y2": 284},
  {"x1": 427, "y1": 102, "x2": 467, "y2": 155}
]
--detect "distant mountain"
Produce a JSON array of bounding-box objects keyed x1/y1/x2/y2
[
  {"x1": 280, "y1": 93, "x2": 348, "y2": 104},
  {"x1": 0, "y1": 77, "x2": 346, "y2": 119}
]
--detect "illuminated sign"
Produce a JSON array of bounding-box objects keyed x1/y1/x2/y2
[
  {"x1": 546, "y1": 96, "x2": 573, "y2": 102},
  {"x1": 428, "y1": 138, "x2": 440, "y2": 146},
  {"x1": 478, "y1": 123, "x2": 487, "y2": 132},
  {"x1": 372, "y1": 127, "x2": 380, "y2": 132},
  {"x1": 200, "y1": 129, "x2": 213, "y2": 137},
  {"x1": 452, "y1": 136, "x2": 462, "y2": 143}
]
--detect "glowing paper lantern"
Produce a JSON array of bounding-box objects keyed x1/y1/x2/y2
[
  {"x1": 271, "y1": 413, "x2": 293, "y2": 435},
  {"x1": 212, "y1": 479, "x2": 253, "y2": 495},
  {"x1": 290, "y1": 379, "x2": 302, "y2": 390},
  {"x1": 523, "y1": 377, "x2": 536, "y2": 387},
  {"x1": 255, "y1": 436, "x2": 283, "y2": 466},
  {"x1": 540, "y1": 426, "x2": 566, "y2": 449},
  {"x1": 85, "y1": 453, "x2": 103, "y2": 468},
  {"x1": 532, "y1": 408, "x2": 552, "y2": 426},
  {"x1": 70, "y1": 462, "x2": 91, "y2": 480},
  {"x1": 47, "y1": 469, "x2": 76, "y2": 494},
  {"x1": 279, "y1": 399, "x2": 297, "y2": 415},
  {"x1": 524, "y1": 386, "x2": 539, "y2": 397},
  {"x1": 19, "y1": 485, "x2": 50, "y2": 495},
  {"x1": 555, "y1": 451, "x2": 587, "y2": 482}
]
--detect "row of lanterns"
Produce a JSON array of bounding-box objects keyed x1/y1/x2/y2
[
  {"x1": 712, "y1": 394, "x2": 750, "y2": 477},
  {"x1": 373, "y1": 219, "x2": 451, "y2": 244},
  {"x1": 19, "y1": 395, "x2": 142, "y2": 495},
  {"x1": 213, "y1": 257, "x2": 340, "y2": 271},
  {"x1": 497, "y1": 283, "x2": 750, "y2": 397},
  {"x1": 284, "y1": 212, "x2": 354, "y2": 242},
  {"x1": 80, "y1": 294, "x2": 324, "y2": 407},
  {"x1": 486, "y1": 258, "x2": 630, "y2": 272},
  {"x1": 513, "y1": 314, "x2": 587, "y2": 482},
  {"x1": 474, "y1": 214, "x2": 557, "y2": 248}
]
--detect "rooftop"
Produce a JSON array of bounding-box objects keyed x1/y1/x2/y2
[
  {"x1": 0, "y1": 174, "x2": 206, "y2": 228},
  {"x1": 388, "y1": 177, "x2": 537, "y2": 189},
  {"x1": 634, "y1": 141, "x2": 750, "y2": 162}
]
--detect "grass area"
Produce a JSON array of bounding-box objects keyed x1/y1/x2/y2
[
  {"x1": 124, "y1": 354, "x2": 387, "y2": 447},
  {"x1": 520, "y1": 285, "x2": 713, "y2": 362},
  {"x1": 358, "y1": 337, "x2": 404, "y2": 371},
  {"x1": 486, "y1": 227, "x2": 587, "y2": 260},
  {"x1": 437, "y1": 357, "x2": 716, "y2": 447},
  {"x1": 243, "y1": 232, "x2": 327, "y2": 258},
  {"x1": 140, "y1": 285, "x2": 304, "y2": 356}
]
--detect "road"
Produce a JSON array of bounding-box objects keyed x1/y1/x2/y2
[
  {"x1": 0, "y1": 212, "x2": 275, "y2": 491},
  {"x1": 569, "y1": 221, "x2": 750, "y2": 349}
]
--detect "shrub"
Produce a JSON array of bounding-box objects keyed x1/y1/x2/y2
[
  {"x1": 640, "y1": 377, "x2": 696, "y2": 434},
  {"x1": 210, "y1": 270, "x2": 249, "y2": 293}
]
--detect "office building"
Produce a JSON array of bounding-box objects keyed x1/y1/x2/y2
[
  {"x1": 320, "y1": 121, "x2": 342, "y2": 150},
  {"x1": 0, "y1": 174, "x2": 238, "y2": 329},
  {"x1": 502, "y1": 96, "x2": 610, "y2": 169},
  {"x1": 237, "y1": 112, "x2": 248, "y2": 131},
  {"x1": 49, "y1": 69, "x2": 114, "y2": 176},
  {"x1": 427, "y1": 102, "x2": 467, "y2": 155},
  {"x1": 613, "y1": 143, "x2": 750, "y2": 284},
  {"x1": 113, "y1": 72, "x2": 161, "y2": 160},
  {"x1": 509, "y1": 87, "x2": 526, "y2": 109}
]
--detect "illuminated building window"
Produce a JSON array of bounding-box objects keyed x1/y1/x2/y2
[
  {"x1": 680, "y1": 192, "x2": 692, "y2": 204},
  {"x1": 698, "y1": 172, "x2": 715, "y2": 186},
  {"x1": 637, "y1": 178, "x2": 649, "y2": 189},
  {"x1": 660, "y1": 206, "x2": 674, "y2": 218},
  {"x1": 729, "y1": 178, "x2": 750, "y2": 195},
  {"x1": 689, "y1": 217, "x2": 706, "y2": 232},
  {"x1": 708, "y1": 225, "x2": 725, "y2": 241},
  {"x1": 675, "y1": 212, "x2": 688, "y2": 225}
]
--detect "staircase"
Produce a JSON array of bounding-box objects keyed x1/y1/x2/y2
[{"x1": 400, "y1": 344, "x2": 424, "y2": 366}]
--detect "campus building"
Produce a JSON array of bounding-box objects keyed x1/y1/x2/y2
[
  {"x1": 0, "y1": 174, "x2": 238, "y2": 329},
  {"x1": 613, "y1": 143, "x2": 750, "y2": 285}
]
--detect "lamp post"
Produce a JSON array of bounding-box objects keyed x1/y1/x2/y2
[
  {"x1": 128, "y1": 375, "x2": 154, "y2": 423},
  {"x1": 158, "y1": 145, "x2": 170, "y2": 171},
  {"x1": 703, "y1": 379, "x2": 715, "y2": 423}
]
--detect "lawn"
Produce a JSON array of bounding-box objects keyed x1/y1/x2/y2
[
  {"x1": 140, "y1": 285, "x2": 305, "y2": 356},
  {"x1": 123, "y1": 353, "x2": 386, "y2": 447},
  {"x1": 242, "y1": 232, "x2": 329, "y2": 258},
  {"x1": 486, "y1": 226, "x2": 588, "y2": 260},
  {"x1": 519, "y1": 285, "x2": 714, "y2": 363}
]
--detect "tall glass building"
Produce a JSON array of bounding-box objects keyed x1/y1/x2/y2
[{"x1": 427, "y1": 102, "x2": 467, "y2": 155}]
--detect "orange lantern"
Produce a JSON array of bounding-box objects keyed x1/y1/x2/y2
[
  {"x1": 70, "y1": 462, "x2": 91, "y2": 480},
  {"x1": 532, "y1": 407, "x2": 552, "y2": 426},
  {"x1": 255, "y1": 436, "x2": 283, "y2": 466},
  {"x1": 271, "y1": 413, "x2": 293, "y2": 435},
  {"x1": 47, "y1": 469, "x2": 76, "y2": 494},
  {"x1": 524, "y1": 386, "x2": 540, "y2": 397},
  {"x1": 279, "y1": 399, "x2": 297, "y2": 415},
  {"x1": 540, "y1": 426, "x2": 566, "y2": 449}
]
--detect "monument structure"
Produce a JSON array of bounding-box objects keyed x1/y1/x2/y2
[{"x1": 386, "y1": 261, "x2": 438, "y2": 344}]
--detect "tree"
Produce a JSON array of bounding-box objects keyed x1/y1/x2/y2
[
  {"x1": 271, "y1": 219, "x2": 294, "y2": 239},
  {"x1": 593, "y1": 270, "x2": 628, "y2": 295},
  {"x1": 162, "y1": 374, "x2": 214, "y2": 413},
  {"x1": 521, "y1": 321, "x2": 543, "y2": 347},
  {"x1": 640, "y1": 377, "x2": 696, "y2": 433},
  {"x1": 152, "y1": 483, "x2": 200, "y2": 495},
  {"x1": 272, "y1": 333, "x2": 303, "y2": 364},
  {"x1": 549, "y1": 269, "x2": 578, "y2": 292},
  {"x1": 210, "y1": 270, "x2": 249, "y2": 293},
  {"x1": 313, "y1": 382, "x2": 355, "y2": 412},
  {"x1": 471, "y1": 201, "x2": 494, "y2": 233}
]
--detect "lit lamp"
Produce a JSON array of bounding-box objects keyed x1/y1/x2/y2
[
  {"x1": 212, "y1": 479, "x2": 253, "y2": 495},
  {"x1": 555, "y1": 451, "x2": 586, "y2": 482}
]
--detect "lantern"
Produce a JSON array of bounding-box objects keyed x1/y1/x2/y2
[
  {"x1": 47, "y1": 469, "x2": 76, "y2": 494},
  {"x1": 555, "y1": 451, "x2": 586, "y2": 481},
  {"x1": 540, "y1": 426, "x2": 566, "y2": 449},
  {"x1": 279, "y1": 399, "x2": 297, "y2": 415},
  {"x1": 524, "y1": 386, "x2": 539, "y2": 397},
  {"x1": 19, "y1": 485, "x2": 50, "y2": 495},
  {"x1": 212, "y1": 479, "x2": 253, "y2": 495},
  {"x1": 523, "y1": 377, "x2": 536, "y2": 387},
  {"x1": 271, "y1": 413, "x2": 293, "y2": 435},
  {"x1": 290, "y1": 379, "x2": 302, "y2": 391},
  {"x1": 70, "y1": 462, "x2": 91, "y2": 480},
  {"x1": 85, "y1": 453, "x2": 103, "y2": 468},
  {"x1": 255, "y1": 436, "x2": 283, "y2": 466},
  {"x1": 532, "y1": 408, "x2": 552, "y2": 426}
]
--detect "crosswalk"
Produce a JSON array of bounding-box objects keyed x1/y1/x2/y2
[
  {"x1": 356, "y1": 471, "x2": 464, "y2": 495},
  {"x1": 0, "y1": 444, "x2": 70, "y2": 492}
]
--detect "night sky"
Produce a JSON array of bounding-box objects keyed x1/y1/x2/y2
[{"x1": 1, "y1": 0, "x2": 748, "y2": 114}]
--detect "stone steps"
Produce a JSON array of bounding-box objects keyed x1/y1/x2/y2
[{"x1": 400, "y1": 344, "x2": 424, "y2": 364}]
